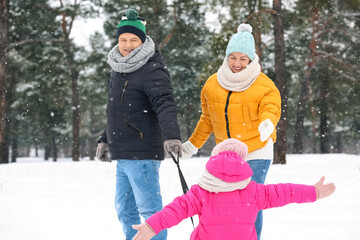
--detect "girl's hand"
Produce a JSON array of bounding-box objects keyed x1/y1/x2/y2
[
  {"x1": 313, "y1": 176, "x2": 336, "y2": 200},
  {"x1": 132, "y1": 222, "x2": 156, "y2": 240}
]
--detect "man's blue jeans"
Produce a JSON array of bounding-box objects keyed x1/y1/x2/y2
[
  {"x1": 115, "y1": 160, "x2": 167, "y2": 240},
  {"x1": 247, "y1": 159, "x2": 271, "y2": 240}
]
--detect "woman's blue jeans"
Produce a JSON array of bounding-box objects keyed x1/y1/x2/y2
[
  {"x1": 115, "y1": 160, "x2": 167, "y2": 240},
  {"x1": 247, "y1": 159, "x2": 271, "y2": 240}
]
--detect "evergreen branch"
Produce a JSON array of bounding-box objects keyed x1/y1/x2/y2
[
  {"x1": 245, "y1": 8, "x2": 277, "y2": 22},
  {"x1": 7, "y1": 38, "x2": 65, "y2": 51},
  {"x1": 315, "y1": 51, "x2": 353, "y2": 69},
  {"x1": 322, "y1": 12, "x2": 360, "y2": 29},
  {"x1": 316, "y1": 28, "x2": 360, "y2": 40}
]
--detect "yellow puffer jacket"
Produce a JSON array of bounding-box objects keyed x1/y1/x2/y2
[{"x1": 189, "y1": 72, "x2": 281, "y2": 153}]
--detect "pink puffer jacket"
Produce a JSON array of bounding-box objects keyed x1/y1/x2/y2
[{"x1": 146, "y1": 152, "x2": 316, "y2": 240}]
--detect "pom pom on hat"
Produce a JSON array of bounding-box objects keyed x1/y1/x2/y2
[
  {"x1": 116, "y1": 9, "x2": 146, "y2": 42},
  {"x1": 237, "y1": 23, "x2": 252, "y2": 33},
  {"x1": 126, "y1": 9, "x2": 138, "y2": 20},
  {"x1": 225, "y1": 23, "x2": 256, "y2": 60},
  {"x1": 211, "y1": 138, "x2": 248, "y2": 160}
]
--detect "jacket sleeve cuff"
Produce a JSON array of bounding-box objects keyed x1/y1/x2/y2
[
  {"x1": 146, "y1": 217, "x2": 162, "y2": 235},
  {"x1": 97, "y1": 129, "x2": 107, "y2": 143}
]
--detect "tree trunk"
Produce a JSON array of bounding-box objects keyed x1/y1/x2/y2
[
  {"x1": 273, "y1": 0, "x2": 286, "y2": 164},
  {"x1": 254, "y1": 0, "x2": 263, "y2": 64},
  {"x1": 35, "y1": 142, "x2": 38, "y2": 157},
  {"x1": 1, "y1": 136, "x2": 9, "y2": 163},
  {"x1": 0, "y1": 0, "x2": 9, "y2": 164},
  {"x1": 293, "y1": 6, "x2": 319, "y2": 153},
  {"x1": 59, "y1": 1, "x2": 81, "y2": 161},
  {"x1": 319, "y1": 75, "x2": 330, "y2": 153},
  {"x1": 44, "y1": 145, "x2": 50, "y2": 160},
  {"x1": 52, "y1": 135, "x2": 57, "y2": 162},
  {"x1": 11, "y1": 135, "x2": 17, "y2": 162},
  {"x1": 66, "y1": 43, "x2": 81, "y2": 161},
  {"x1": 293, "y1": 70, "x2": 309, "y2": 153},
  {"x1": 334, "y1": 132, "x2": 342, "y2": 153},
  {"x1": 152, "y1": 3, "x2": 160, "y2": 49},
  {"x1": 89, "y1": 109, "x2": 96, "y2": 160},
  {"x1": 26, "y1": 144, "x2": 30, "y2": 157}
]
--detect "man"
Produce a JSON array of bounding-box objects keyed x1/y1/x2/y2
[{"x1": 96, "y1": 9, "x2": 182, "y2": 240}]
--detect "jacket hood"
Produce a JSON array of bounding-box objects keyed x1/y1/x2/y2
[
  {"x1": 148, "y1": 51, "x2": 163, "y2": 64},
  {"x1": 206, "y1": 151, "x2": 253, "y2": 182}
]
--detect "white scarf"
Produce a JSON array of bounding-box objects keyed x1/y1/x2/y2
[
  {"x1": 107, "y1": 36, "x2": 155, "y2": 73},
  {"x1": 217, "y1": 54, "x2": 261, "y2": 92},
  {"x1": 197, "y1": 169, "x2": 251, "y2": 193}
]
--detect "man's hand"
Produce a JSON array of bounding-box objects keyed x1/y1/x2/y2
[
  {"x1": 96, "y1": 142, "x2": 111, "y2": 162},
  {"x1": 164, "y1": 139, "x2": 182, "y2": 158}
]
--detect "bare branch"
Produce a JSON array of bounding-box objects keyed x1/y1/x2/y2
[
  {"x1": 339, "y1": 71, "x2": 360, "y2": 87},
  {"x1": 158, "y1": 5, "x2": 178, "y2": 51},
  {"x1": 67, "y1": 0, "x2": 79, "y2": 36}
]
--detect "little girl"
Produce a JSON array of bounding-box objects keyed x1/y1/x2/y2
[{"x1": 132, "y1": 139, "x2": 335, "y2": 240}]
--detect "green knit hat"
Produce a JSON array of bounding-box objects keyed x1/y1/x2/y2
[{"x1": 117, "y1": 9, "x2": 146, "y2": 42}]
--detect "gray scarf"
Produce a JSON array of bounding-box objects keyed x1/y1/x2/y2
[
  {"x1": 217, "y1": 54, "x2": 261, "y2": 92},
  {"x1": 107, "y1": 36, "x2": 155, "y2": 73},
  {"x1": 197, "y1": 169, "x2": 251, "y2": 194}
]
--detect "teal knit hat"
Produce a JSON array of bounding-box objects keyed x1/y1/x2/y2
[
  {"x1": 225, "y1": 24, "x2": 256, "y2": 60},
  {"x1": 117, "y1": 9, "x2": 147, "y2": 42}
]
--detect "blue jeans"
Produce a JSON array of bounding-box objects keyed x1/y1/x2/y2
[
  {"x1": 115, "y1": 160, "x2": 167, "y2": 240},
  {"x1": 247, "y1": 159, "x2": 271, "y2": 240}
]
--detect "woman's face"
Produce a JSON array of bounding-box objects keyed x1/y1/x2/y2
[
  {"x1": 228, "y1": 52, "x2": 251, "y2": 73},
  {"x1": 118, "y1": 33, "x2": 142, "y2": 57}
]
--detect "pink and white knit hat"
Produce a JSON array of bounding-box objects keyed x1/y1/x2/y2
[{"x1": 211, "y1": 138, "x2": 248, "y2": 160}]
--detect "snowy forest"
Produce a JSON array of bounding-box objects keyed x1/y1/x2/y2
[{"x1": 0, "y1": 0, "x2": 359, "y2": 164}]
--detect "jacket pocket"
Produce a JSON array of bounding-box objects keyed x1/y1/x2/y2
[{"x1": 123, "y1": 118, "x2": 144, "y2": 139}]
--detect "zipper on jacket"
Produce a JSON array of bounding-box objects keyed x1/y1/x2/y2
[
  {"x1": 120, "y1": 80, "x2": 128, "y2": 103},
  {"x1": 123, "y1": 119, "x2": 144, "y2": 139},
  {"x1": 225, "y1": 91, "x2": 232, "y2": 138}
]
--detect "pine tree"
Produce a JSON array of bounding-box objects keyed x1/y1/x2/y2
[{"x1": 289, "y1": 0, "x2": 360, "y2": 153}]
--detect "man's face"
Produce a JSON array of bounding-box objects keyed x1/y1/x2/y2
[{"x1": 118, "y1": 33, "x2": 142, "y2": 57}]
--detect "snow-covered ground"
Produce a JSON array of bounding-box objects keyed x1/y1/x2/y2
[{"x1": 0, "y1": 154, "x2": 359, "y2": 240}]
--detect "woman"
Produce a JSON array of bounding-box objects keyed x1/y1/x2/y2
[{"x1": 181, "y1": 23, "x2": 281, "y2": 239}]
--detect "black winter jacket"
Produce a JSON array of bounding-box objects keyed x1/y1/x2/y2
[{"x1": 99, "y1": 51, "x2": 181, "y2": 160}]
